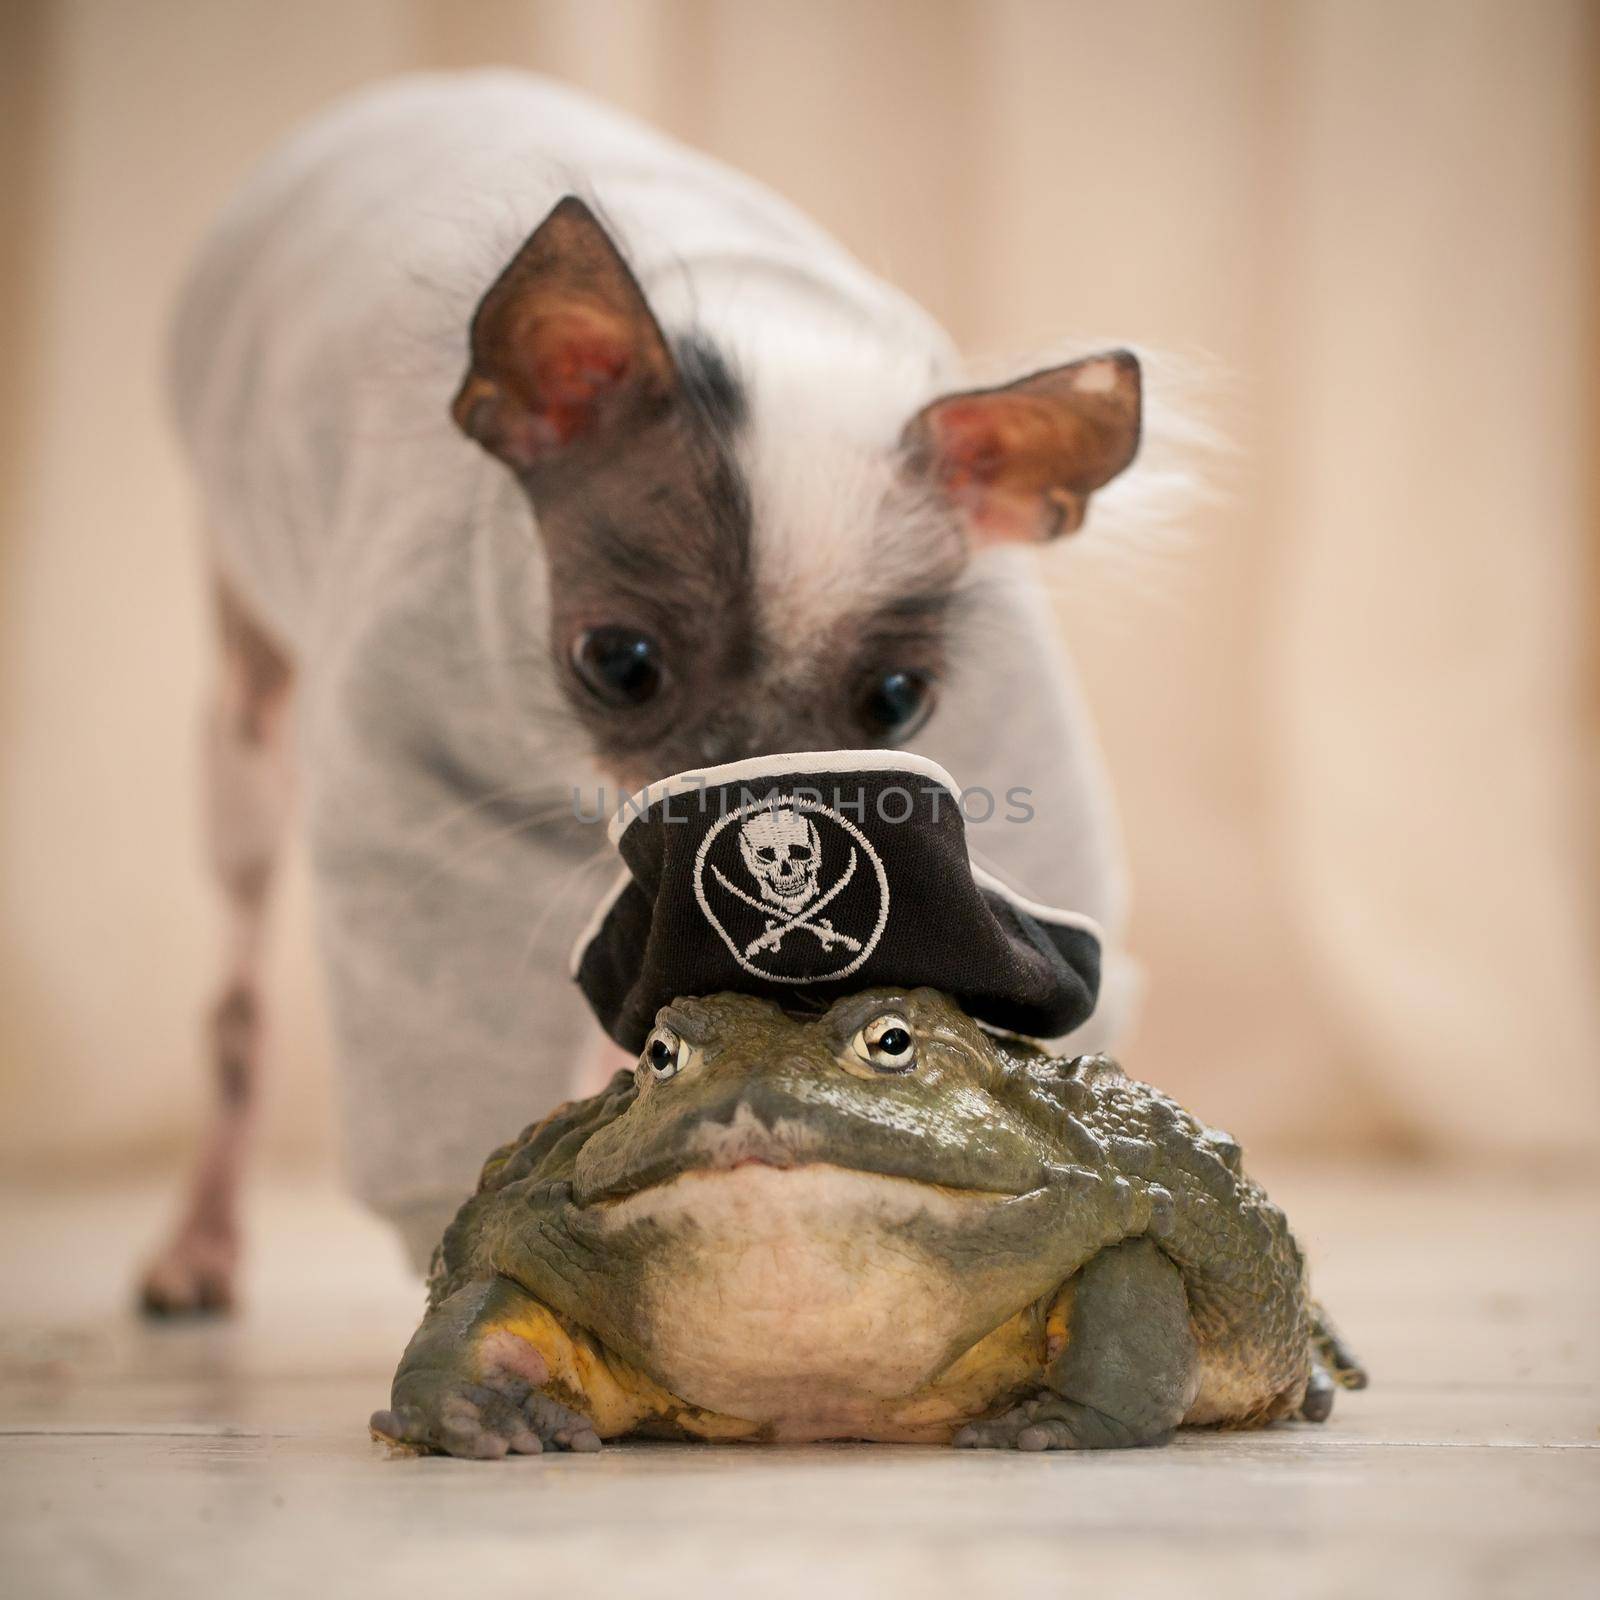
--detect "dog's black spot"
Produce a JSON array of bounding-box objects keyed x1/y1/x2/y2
[
  {"x1": 212, "y1": 985, "x2": 258, "y2": 1107},
  {"x1": 673, "y1": 331, "x2": 748, "y2": 438},
  {"x1": 217, "y1": 1048, "x2": 251, "y2": 1108}
]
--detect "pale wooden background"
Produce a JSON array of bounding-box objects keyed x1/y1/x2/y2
[{"x1": 1, "y1": 0, "x2": 1595, "y2": 1176}]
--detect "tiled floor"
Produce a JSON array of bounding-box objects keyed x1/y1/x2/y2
[{"x1": 1, "y1": 1168, "x2": 1595, "y2": 1599}]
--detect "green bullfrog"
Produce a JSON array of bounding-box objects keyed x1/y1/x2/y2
[{"x1": 371, "y1": 989, "x2": 1364, "y2": 1456}]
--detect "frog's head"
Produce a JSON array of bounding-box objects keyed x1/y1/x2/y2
[{"x1": 572, "y1": 988, "x2": 1050, "y2": 1208}]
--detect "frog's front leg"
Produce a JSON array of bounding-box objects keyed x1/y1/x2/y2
[
  {"x1": 371, "y1": 1276, "x2": 612, "y2": 1459},
  {"x1": 955, "y1": 1237, "x2": 1199, "y2": 1451}
]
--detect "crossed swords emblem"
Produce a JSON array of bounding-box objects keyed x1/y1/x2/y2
[{"x1": 710, "y1": 847, "x2": 864, "y2": 958}]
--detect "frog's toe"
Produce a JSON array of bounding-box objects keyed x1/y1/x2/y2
[
  {"x1": 1015, "y1": 1419, "x2": 1079, "y2": 1451},
  {"x1": 1015, "y1": 1415, "x2": 1172, "y2": 1451},
  {"x1": 368, "y1": 1407, "x2": 407, "y2": 1443},
  {"x1": 370, "y1": 1403, "x2": 447, "y2": 1454},
  {"x1": 952, "y1": 1413, "x2": 1019, "y2": 1450},
  {"x1": 370, "y1": 1393, "x2": 519, "y2": 1459},
  {"x1": 520, "y1": 1388, "x2": 602, "y2": 1453},
  {"x1": 441, "y1": 1391, "x2": 522, "y2": 1458},
  {"x1": 955, "y1": 1397, "x2": 1060, "y2": 1450}
]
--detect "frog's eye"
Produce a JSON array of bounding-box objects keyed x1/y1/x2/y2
[
  {"x1": 851, "y1": 1014, "x2": 917, "y2": 1073},
  {"x1": 641, "y1": 1025, "x2": 688, "y2": 1082}
]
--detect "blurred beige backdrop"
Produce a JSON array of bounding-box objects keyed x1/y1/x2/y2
[{"x1": 1, "y1": 0, "x2": 1595, "y2": 1181}]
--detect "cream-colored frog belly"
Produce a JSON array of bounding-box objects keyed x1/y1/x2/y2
[{"x1": 595, "y1": 1163, "x2": 1008, "y2": 1439}]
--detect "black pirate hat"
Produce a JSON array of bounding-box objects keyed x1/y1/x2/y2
[{"x1": 571, "y1": 752, "x2": 1102, "y2": 1052}]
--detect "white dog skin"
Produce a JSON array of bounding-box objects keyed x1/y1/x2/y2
[{"x1": 141, "y1": 71, "x2": 1142, "y2": 1309}]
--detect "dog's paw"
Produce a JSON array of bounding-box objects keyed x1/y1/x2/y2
[{"x1": 138, "y1": 1225, "x2": 238, "y2": 1317}]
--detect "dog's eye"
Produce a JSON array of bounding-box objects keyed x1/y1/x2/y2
[
  {"x1": 851, "y1": 1014, "x2": 916, "y2": 1073},
  {"x1": 641, "y1": 1025, "x2": 688, "y2": 1082},
  {"x1": 855, "y1": 669, "x2": 935, "y2": 742},
  {"x1": 571, "y1": 628, "x2": 664, "y2": 708}
]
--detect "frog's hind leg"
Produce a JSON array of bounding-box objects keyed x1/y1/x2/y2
[
  {"x1": 954, "y1": 1237, "x2": 1199, "y2": 1451},
  {"x1": 1300, "y1": 1300, "x2": 1368, "y2": 1422},
  {"x1": 1311, "y1": 1301, "x2": 1368, "y2": 1390}
]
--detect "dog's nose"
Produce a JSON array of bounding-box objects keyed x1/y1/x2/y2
[{"x1": 693, "y1": 720, "x2": 751, "y2": 768}]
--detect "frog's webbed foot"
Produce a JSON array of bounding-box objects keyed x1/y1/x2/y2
[
  {"x1": 956, "y1": 1237, "x2": 1199, "y2": 1453},
  {"x1": 955, "y1": 1393, "x2": 1174, "y2": 1451},
  {"x1": 371, "y1": 1383, "x2": 600, "y2": 1459},
  {"x1": 373, "y1": 1288, "x2": 603, "y2": 1459}
]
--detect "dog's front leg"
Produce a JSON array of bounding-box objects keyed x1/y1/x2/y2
[{"x1": 139, "y1": 578, "x2": 294, "y2": 1315}]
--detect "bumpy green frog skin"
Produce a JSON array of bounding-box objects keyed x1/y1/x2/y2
[{"x1": 371, "y1": 989, "x2": 1365, "y2": 1456}]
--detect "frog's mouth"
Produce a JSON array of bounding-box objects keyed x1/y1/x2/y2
[
  {"x1": 585, "y1": 1160, "x2": 1025, "y2": 1243},
  {"x1": 574, "y1": 1103, "x2": 1043, "y2": 1210}
]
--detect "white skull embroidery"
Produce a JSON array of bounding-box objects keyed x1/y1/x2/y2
[
  {"x1": 697, "y1": 794, "x2": 885, "y2": 975},
  {"x1": 737, "y1": 807, "x2": 820, "y2": 913}
]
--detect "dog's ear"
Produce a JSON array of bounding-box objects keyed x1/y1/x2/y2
[
  {"x1": 451, "y1": 196, "x2": 677, "y2": 475},
  {"x1": 899, "y1": 351, "x2": 1141, "y2": 543}
]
